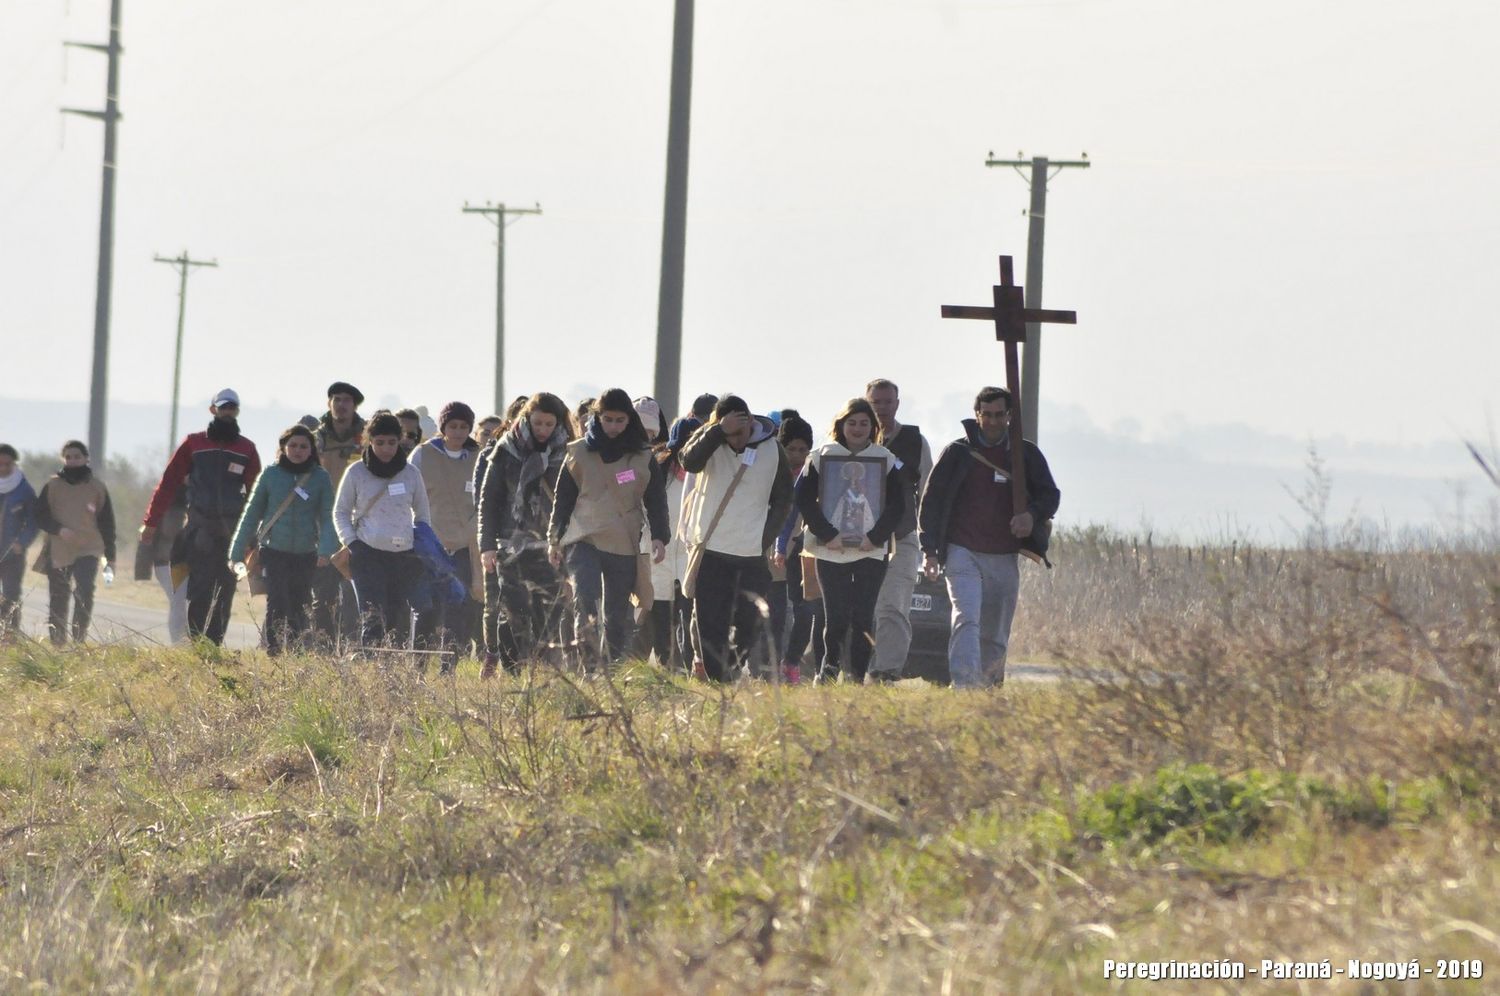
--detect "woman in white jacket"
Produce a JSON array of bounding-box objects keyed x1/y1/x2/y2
[
  {"x1": 794, "y1": 398, "x2": 905, "y2": 684},
  {"x1": 334, "y1": 411, "x2": 432, "y2": 649}
]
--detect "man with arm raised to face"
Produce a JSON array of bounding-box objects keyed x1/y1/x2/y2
[
  {"x1": 865, "y1": 378, "x2": 934, "y2": 682},
  {"x1": 678, "y1": 395, "x2": 794, "y2": 682}
]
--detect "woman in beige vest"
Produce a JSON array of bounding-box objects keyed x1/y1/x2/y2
[
  {"x1": 34, "y1": 440, "x2": 116, "y2": 645},
  {"x1": 410, "y1": 400, "x2": 483, "y2": 672},
  {"x1": 547, "y1": 389, "x2": 670, "y2": 664}
]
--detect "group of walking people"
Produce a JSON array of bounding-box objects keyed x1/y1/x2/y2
[{"x1": 0, "y1": 377, "x2": 1060, "y2": 688}]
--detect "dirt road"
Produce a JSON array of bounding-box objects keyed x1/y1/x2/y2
[{"x1": 15, "y1": 581, "x2": 261, "y2": 649}]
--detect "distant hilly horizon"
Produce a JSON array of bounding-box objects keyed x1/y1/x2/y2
[{"x1": 1, "y1": 394, "x2": 1490, "y2": 544}]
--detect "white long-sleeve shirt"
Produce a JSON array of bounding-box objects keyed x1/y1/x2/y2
[{"x1": 333, "y1": 462, "x2": 431, "y2": 553}]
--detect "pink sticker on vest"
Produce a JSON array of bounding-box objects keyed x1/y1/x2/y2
[{"x1": 615, "y1": 469, "x2": 637, "y2": 485}]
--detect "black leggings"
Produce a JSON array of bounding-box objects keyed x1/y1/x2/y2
[{"x1": 815, "y1": 557, "x2": 888, "y2": 682}]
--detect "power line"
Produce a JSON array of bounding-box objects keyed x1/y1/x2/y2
[
  {"x1": 152, "y1": 251, "x2": 219, "y2": 457},
  {"x1": 984, "y1": 151, "x2": 1089, "y2": 443},
  {"x1": 462, "y1": 201, "x2": 542, "y2": 415}
]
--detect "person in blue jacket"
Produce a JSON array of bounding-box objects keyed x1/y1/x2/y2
[
  {"x1": 229, "y1": 425, "x2": 338, "y2": 655},
  {"x1": 0, "y1": 444, "x2": 38, "y2": 641}
]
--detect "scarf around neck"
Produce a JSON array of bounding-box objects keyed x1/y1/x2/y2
[
  {"x1": 0, "y1": 469, "x2": 23, "y2": 496},
  {"x1": 278, "y1": 453, "x2": 316, "y2": 474},
  {"x1": 584, "y1": 416, "x2": 641, "y2": 463},
  {"x1": 500, "y1": 420, "x2": 566, "y2": 524},
  {"x1": 362, "y1": 446, "x2": 407, "y2": 480},
  {"x1": 320, "y1": 411, "x2": 365, "y2": 442},
  {"x1": 59, "y1": 465, "x2": 92, "y2": 485},
  {"x1": 207, "y1": 417, "x2": 241, "y2": 443}
]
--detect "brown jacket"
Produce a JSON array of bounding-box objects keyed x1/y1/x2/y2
[
  {"x1": 556, "y1": 442, "x2": 654, "y2": 556},
  {"x1": 315, "y1": 414, "x2": 365, "y2": 486},
  {"x1": 37, "y1": 472, "x2": 113, "y2": 568}
]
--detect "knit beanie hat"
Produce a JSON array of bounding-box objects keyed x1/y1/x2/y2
[
  {"x1": 666, "y1": 415, "x2": 701, "y2": 457},
  {"x1": 438, "y1": 401, "x2": 476, "y2": 430},
  {"x1": 633, "y1": 397, "x2": 663, "y2": 440}
]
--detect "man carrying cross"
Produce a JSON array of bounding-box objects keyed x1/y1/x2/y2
[
  {"x1": 917, "y1": 386, "x2": 1059, "y2": 688},
  {"x1": 921, "y1": 253, "x2": 1074, "y2": 687}
]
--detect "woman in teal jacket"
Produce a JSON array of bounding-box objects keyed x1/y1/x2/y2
[{"x1": 230, "y1": 425, "x2": 337, "y2": 655}]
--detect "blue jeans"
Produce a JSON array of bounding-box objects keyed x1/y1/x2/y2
[
  {"x1": 943, "y1": 544, "x2": 1020, "y2": 688},
  {"x1": 566, "y1": 542, "x2": 637, "y2": 662}
]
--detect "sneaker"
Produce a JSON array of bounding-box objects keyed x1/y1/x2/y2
[
  {"x1": 480, "y1": 652, "x2": 499, "y2": 680},
  {"x1": 781, "y1": 662, "x2": 801, "y2": 686}
]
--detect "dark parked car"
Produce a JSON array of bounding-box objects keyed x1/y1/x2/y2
[{"x1": 904, "y1": 574, "x2": 952, "y2": 684}]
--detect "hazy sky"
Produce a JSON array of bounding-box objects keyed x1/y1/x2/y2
[{"x1": 3, "y1": 1, "x2": 1497, "y2": 514}]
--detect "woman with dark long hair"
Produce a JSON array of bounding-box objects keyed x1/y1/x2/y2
[
  {"x1": 230, "y1": 424, "x2": 337, "y2": 655},
  {"x1": 547, "y1": 388, "x2": 669, "y2": 664},
  {"x1": 477, "y1": 391, "x2": 574, "y2": 676},
  {"x1": 795, "y1": 398, "x2": 905, "y2": 683}
]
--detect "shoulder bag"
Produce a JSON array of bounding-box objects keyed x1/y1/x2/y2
[
  {"x1": 964, "y1": 447, "x2": 1053, "y2": 567},
  {"x1": 680, "y1": 458, "x2": 751, "y2": 599},
  {"x1": 243, "y1": 473, "x2": 310, "y2": 596},
  {"x1": 329, "y1": 480, "x2": 386, "y2": 581}
]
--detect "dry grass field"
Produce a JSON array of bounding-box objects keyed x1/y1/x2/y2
[{"x1": 1, "y1": 521, "x2": 1496, "y2": 993}]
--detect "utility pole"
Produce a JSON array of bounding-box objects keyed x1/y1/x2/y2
[
  {"x1": 62, "y1": 0, "x2": 123, "y2": 463},
  {"x1": 152, "y1": 251, "x2": 218, "y2": 455},
  {"x1": 984, "y1": 152, "x2": 1089, "y2": 442},
  {"x1": 462, "y1": 201, "x2": 541, "y2": 414},
  {"x1": 653, "y1": 0, "x2": 695, "y2": 419}
]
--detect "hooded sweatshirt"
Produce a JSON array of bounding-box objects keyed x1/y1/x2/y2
[
  {"x1": 0, "y1": 469, "x2": 38, "y2": 559},
  {"x1": 678, "y1": 415, "x2": 793, "y2": 559}
]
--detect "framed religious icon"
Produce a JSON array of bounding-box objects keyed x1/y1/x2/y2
[{"x1": 819, "y1": 455, "x2": 886, "y2": 545}]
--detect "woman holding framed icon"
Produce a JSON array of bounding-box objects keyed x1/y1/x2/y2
[{"x1": 794, "y1": 398, "x2": 905, "y2": 684}]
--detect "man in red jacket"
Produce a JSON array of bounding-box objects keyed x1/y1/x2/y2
[{"x1": 140, "y1": 389, "x2": 261, "y2": 645}]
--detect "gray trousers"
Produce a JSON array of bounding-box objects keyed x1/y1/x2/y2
[
  {"x1": 153, "y1": 563, "x2": 189, "y2": 644},
  {"x1": 870, "y1": 531, "x2": 922, "y2": 676},
  {"x1": 942, "y1": 544, "x2": 1020, "y2": 688}
]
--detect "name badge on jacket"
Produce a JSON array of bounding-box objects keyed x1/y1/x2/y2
[
  {"x1": 388, "y1": 482, "x2": 407, "y2": 496},
  {"x1": 615, "y1": 469, "x2": 637, "y2": 485}
]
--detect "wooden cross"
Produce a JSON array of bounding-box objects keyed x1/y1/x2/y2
[{"x1": 940, "y1": 255, "x2": 1076, "y2": 514}]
